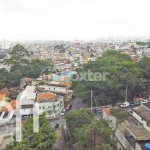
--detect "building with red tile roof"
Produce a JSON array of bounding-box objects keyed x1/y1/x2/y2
[
  {"x1": 1, "y1": 100, "x2": 18, "y2": 112},
  {"x1": 0, "y1": 88, "x2": 9, "y2": 95}
]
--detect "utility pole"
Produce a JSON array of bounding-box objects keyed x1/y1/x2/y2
[
  {"x1": 91, "y1": 89, "x2": 93, "y2": 110},
  {"x1": 125, "y1": 84, "x2": 128, "y2": 102}
]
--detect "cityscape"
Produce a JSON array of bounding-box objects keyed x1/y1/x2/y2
[{"x1": 0, "y1": 0, "x2": 150, "y2": 150}]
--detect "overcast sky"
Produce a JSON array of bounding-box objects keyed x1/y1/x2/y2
[{"x1": 0, "y1": 0, "x2": 150, "y2": 41}]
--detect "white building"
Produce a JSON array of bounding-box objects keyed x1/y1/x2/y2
[
  {"x1": 36, "y1": 92, "x2": 64, "y2": 118},
  {"x1": 38, "y1": 85, "x2": 69, "y2": 95}
]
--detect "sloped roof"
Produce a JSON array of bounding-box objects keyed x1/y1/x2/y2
[
  {"x1": 126, "y1": 125, "x2": 150, "y2": 141},
  {"x1": 103, "y1": 108, "x2": 111, "y2": 114},
  {"x1": 37, "y1": 92, "x2": 55, "y2": 101},
  {"x1": 60, "y1": 82, "x2": 71, "y2": 88},
  {"x1": 0, "y1": 88, "x2": 9, "y2": 95},
  {"x1": 132, "y1": 106, "x2": 150, "y2": 124},
  {"x1": 1, "y1": 100, "x2": 18, "y2": 112}
]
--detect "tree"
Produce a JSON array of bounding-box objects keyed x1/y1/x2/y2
[
  {"x1": 38, "y1": 80, "x2": 46, "y2": 85},
  {"x1": 110, "y1": 108, "x2": 127, "y2": 124},
  {"x1": 6, "y1": 113, "x2": 57, "y2": 150},
  {"x1": 8, "y1": 44, "x2": 30, "y2": 65},
  {"x1": 0, "y1": 54, "x2": 7, "y2": 59},
  {"x1": 65, "y1": 109, "x2": 94, "y2": 143},
  {"x1": 73, "y1": 120, "x2": 118, "y2": 150},
  {"x1": 73, "y1": 50, "x2": 145, "y2": 105}
]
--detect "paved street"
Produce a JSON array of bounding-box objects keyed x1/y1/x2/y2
[{"x1": 70, "y1": 97, "x2": 83, "y2": 110}]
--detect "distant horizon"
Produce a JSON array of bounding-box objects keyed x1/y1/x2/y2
[{"x1": 0, "y1": 35, "x2": 150, "y2": 42}]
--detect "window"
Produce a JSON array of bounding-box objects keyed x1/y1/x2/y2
[
  {"x1": 141, "y1": 118, "x2": 143, "y2": 121},
  {"x1": 39, "y1": 106, "x2": 41, "y2": 109},
  {"x1": 54, "y1": 88, "x2": 55, "y2": 90},
  {"x1": 49, "y1": 88, "x2": 50, "y2": 89},
  {"x1": 57, "y1": 104, "x2": 59, "y2": 107},
  {"x1": 43, "y1": 106, "x2": 45, "y2": 109}
]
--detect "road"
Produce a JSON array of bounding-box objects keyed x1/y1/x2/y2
[{"x1": 70, "y1": 97, "x2": 83, "y2": 110}]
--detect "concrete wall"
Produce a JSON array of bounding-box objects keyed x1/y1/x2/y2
[
  {"x1": 102, "y1": 110, "x2": 117, "y2": 130},
  {"x1": 38, "y1": 96, "x2": 64, "y2": 118},
  {"x1": 115, "y1": 127, "x2": 142, "y2": 150},
  {"x1": 44, "y1": 85, "x2": 68, "y2": 94},
  {"x1": 132, "y1": 111, "x2": 150, "y2": 132},
  {"x1": 115, "y1": 128, "x2": 135, "y2": 150}
]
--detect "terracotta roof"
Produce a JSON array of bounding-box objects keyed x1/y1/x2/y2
[
  {"x1": 0, "y1": 94, "x2": 6, "y2": 100},
  {"x1": 60, "y1": 82, "x2": 71, "y2": 88},
  {"x1": 103, "y1": 108, "x2": 111, "y2": 114},
  {"x1": 0, "y1": 88, "x2": 9, "y2": 95},
  {"x1": 1, "y1": 100, "x2": 18, "y2": 112},
  {"x1": 37, "y1": 92, "x2": 55, "y2": 101},
  {"x1": 126, "y1": 125, "x2": 150, "y2": 141}
]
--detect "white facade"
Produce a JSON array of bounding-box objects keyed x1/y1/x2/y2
[
  {"x1": 132, "y1": 108, "x2": 150, "y2": 132},
  {"x1": 37, "y1": 96, "x2": 64, "y2": 118},
  {"x1": 38, "y1": 85, "x2": 68, "y2": 94}
]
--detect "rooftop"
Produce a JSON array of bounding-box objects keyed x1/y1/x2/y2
[
  {"x1": 37, "y1": 92, "x2": 56, "y2": 101},
  {"x1": 103, "y1": 108, "x2": 111, "y2": 114},
  {"x1": 0, "y1": 88, "x2": 9, "y2": 95},
  {"x1": 37, "y1": 93, "x2": 62, "y2": 103},
  {"x1": 126, "y1": 125, "x2": 150, "y2": 141},
  {"x1": 1, "y1": 100, "x2": 18, "y2": 112},
  {"x1": 143, "y1": 102, "x2": 150, "y2": 109},
  {"x1": 132, "y1": 106, "x2": 150, "y2": 123},
  {"x1": 19, "y1": 86, "x2": 36, "y2": 100}
]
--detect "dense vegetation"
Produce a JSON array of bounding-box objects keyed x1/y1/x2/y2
[
  {"x1": 6, "y1": 113, "x2": 57, "y2": 150},
  {"x1": 65, "y1": 109, "x2": 122, "y2": 150},
  {"x1": 0, "y1": 44, "x2": 51, "y2": 89},
  {"x1": 73, "y1": 50, "x2": 150, "y2": 105}
]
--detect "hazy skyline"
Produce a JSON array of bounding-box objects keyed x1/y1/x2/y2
[{"x1": 0, "y1": 0, "x2": 150, "y2": 41}]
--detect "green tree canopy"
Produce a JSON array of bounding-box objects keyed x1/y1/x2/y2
[
  {"x1": 8, "y1": 44, "x2": 30, "y2": 65},
  {"x1": 38, "y1": 80, "x2": 46, "y2": 85},
  {"x1": 6, "y1": 113, "x2": 57, "y2": 150},
  {"x1": 110, "y1": 108, "x2": 127, "y2": 123}
]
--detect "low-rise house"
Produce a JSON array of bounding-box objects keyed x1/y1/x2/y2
[
  {"x1": 115, "y1": 103, "x2": 150, "y2": 150},
  {"x1": 128, "y1": 103, "x2": 150, "y2": 132},
  {"x1": 38, "y1": 85, "x2": 69, "y2": 95},
  {"x1": 36, "y1": 92, "x2": 64, "y2": 118},
  {"x1": 115, "y1": 123, "x2": 150, "y2": 150},
  {"x1": 1, "y1": 100, "x2": 17, "y2": 112},
  {"x1": 0, "y1": 88, "x2": 9, "y2": 96}
]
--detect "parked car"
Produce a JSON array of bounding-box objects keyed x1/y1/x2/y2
[
  {"x1": 120, "y1": 102, "x2": 130, "y2": 108},
  {"x1": 65, "y1": 104, "x2": 72, "y2": 111},
  {"x1": 104, "y1": 105, "x2": 112, "y2": 108},
  {"x1": 61, "y1": 109, "x2": 66, "y2": 116},
  {"x1": 141, "y1": 99, "x2": 149, "y2": 104},
  {"x1": 130, "y1": 101, "x2": 140, "y2": 107},
  {"x1": 93, "y1": 108, "x2": 102, "y2": 113},
  {"x1": 51, "y1": 123, "x2": 59, "y2": 129}
]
